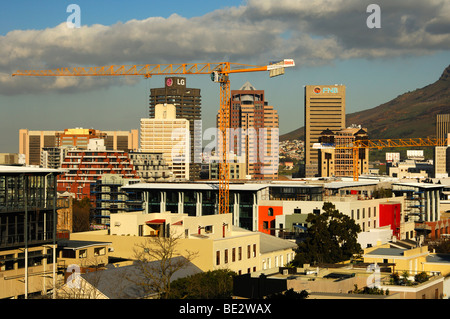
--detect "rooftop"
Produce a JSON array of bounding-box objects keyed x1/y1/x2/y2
[
  {"x1": 0, "y1": 165, "x2": 66, "y2": 174},
  {"x1": 58, "y1": 239, "x2": 112, "y2": 250}
]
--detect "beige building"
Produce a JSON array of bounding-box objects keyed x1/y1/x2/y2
[
  {"x1": 224, "y1": 82, "x2": 280, "y2": 180},
  {"x1": 318, "y1": 126, "x2": 370, "y2": 178},
  {"x1": 69, "y1": 212, "x2": 296, "y2": 276},
  {"x1": 140, "y1": 104, "x2": 190, "y2": 181},
  {"x1": 209, "y1": 153, "x2": 247, "y2": 180},
  {"x1": 304, "y1": 85, "x2": 346, "y2": 177},
  {"x1": 436, "y1": 114, "x2": 450, "y2": 142},
  {"x1": 363, "y1": 244, "x2": 446, "y2": 299},
  {"x1": 19, "y1": 128, "x2": 138, "y2": 166}
]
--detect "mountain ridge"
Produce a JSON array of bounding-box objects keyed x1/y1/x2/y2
[{"x1": 280, "y1": 64, "x2": 450, "y2": 141}]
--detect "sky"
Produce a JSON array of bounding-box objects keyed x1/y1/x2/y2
[{"x1": 0, "y1": 0, "x2": 449, "y2": 153}]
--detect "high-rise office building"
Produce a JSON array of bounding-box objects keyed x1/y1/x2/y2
[
  {"x1": 304, "y1": 85, "x2": 346, "y2": 177},
  {"x1": 436, "y1": 114, "x2": 450, "y2": 142},
  {"x1": 141, "y1": 104, "x2": 190, "y2": 181},
  {"x1": 434, "y1": 115, "x2": 450, "y2": 178},
  {"x1": 19, "y1": 128, "x2": 138, "y2": 166},
  {"x1": 220, "y1": 82, "x2": 279, "y2": 180},
  {"x1": 149, "y1": 77, "x2": 202, "y2": 180}
]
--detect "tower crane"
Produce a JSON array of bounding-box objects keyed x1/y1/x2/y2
[
  {"x1": 13, "y1": 59, "x2": 295, "y2": 214},
  {"x1": 335, "y1": 137, "x2": 448, "y2": 181}
]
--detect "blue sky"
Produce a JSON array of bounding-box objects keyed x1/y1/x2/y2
[{"x1": 0, "y1": 0, "x2": 449, "y2": 153}]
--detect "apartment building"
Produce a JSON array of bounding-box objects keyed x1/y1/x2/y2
[
  {"x1": 57, "y1": 139, "x2": 138, "y2": 201},
  {"x1": 318, "y1": 125, "x2": 370, "y2": 178},
  {"x1": 128, "y1": 152, "x2": 174, "y2": 182},
  {"x1": 70, "y1": 212, "x2": 296, "y2": 277},
  {"x1": 19, "y1": 128, "x2": 138, "y2": 166}
]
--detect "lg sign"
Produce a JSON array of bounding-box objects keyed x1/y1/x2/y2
[
  {"x1": 166, "y1": 78, "x2": 186, "y2": 87},
  {"x1": 314, "y1": 86, "x2": 338, "y2": 94}
]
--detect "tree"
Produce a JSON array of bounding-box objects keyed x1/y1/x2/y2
[
  {"x1": 169, "y1": 269, "x2": 236, "y2": 299},
  {"x1": 131, "y1": 232, "x2": 199, "y2": 299},
  {"x1": 72, "y1": 197, "x2": 91, "y2": 232},
  {"x1": 266, "y1": 288, "x2": 309, "y2": 299},
  {"x1": 293, "y1": 202, "x2": 362, "y2": 266}
]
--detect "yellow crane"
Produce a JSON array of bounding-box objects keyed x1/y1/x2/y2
[
  {"x1": 335, "y1": 137, "x2": 448, "y2": 181},
  {"x1": 13, "y1": 59, "x2": 295, "y2": 214}
]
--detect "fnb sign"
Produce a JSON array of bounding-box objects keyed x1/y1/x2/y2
[
  {"x1": 313, "y1": 86, "x2": 339, "y2": 94},
  {"x1": 323, "y1": 87, "x2": 338, "y2": 93}
]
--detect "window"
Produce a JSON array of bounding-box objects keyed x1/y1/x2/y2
[
  {"x1": 247, "y1": 245, "x2": 251, "y2": 259},
  {"x1": 232, "y1": 248, "x2": 236, "y2": 262},
  {"x1": 216, "y1": 251, "x2": 220, "y2": 265},
  {"x1": 253, "y1": 244, "x2": 256, "y2": 257},
  {"x1": 238, "y1": 247, "x2": 242, "y2": 260},
  {"x1": 294, "y1": 208, "x2": 301, "y2": 214},
  {"x1": 79, "y1": 249, "x2": 87, "y2": 258},
  {"x1": 224, "y1": 249, "x2": 228, "y2": 264},
  {"x1": 268, "y1": 208, "x2": 274, "y2": 216},
  {"x1": 205, "y1": 225, "x2": 213, "y2": 234},
  {"x1": 62, "y1": 250, "x2": 76, "y2": 259},
  {"x1": 263, "y1": 221, "x2": 268, "y2": 230},
  {"x1": 94, "y1": 247, "x2": 105, "y2": 256}
]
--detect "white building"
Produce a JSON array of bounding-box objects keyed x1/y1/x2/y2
[{"x1": 140, "y1": 104, "x2": 190, "y2": 181}]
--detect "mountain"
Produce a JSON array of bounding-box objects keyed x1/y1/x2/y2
[{"x1": 280, "y1": 65, "x2": 450, "y2": 141}]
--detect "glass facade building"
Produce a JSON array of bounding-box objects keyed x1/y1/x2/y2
[{"x1": 122, "y1": 182, "x2": 323, "y2": 231}]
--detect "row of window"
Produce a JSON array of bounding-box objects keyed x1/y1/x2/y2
[
  {"x1": 0, "y1": 250, "x2": 53, "y2": 271},
  {"x1": 60, "y1": 247, "x2": 106, "y2": 259},
  {"x1": 216, "y1": 244, "x2": 257, "y2": 266},
  {"x1": 351, "y1": 207, "x2": 377, "y2": 220}
]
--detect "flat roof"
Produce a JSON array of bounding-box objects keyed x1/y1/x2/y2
[
  {"x1": 324, "y1": 181, "x2": 379, "y2": 189},
  {"x1": 122, "y1": 182, "x2": 267, "y2": 191},
  {"x1": 122, "y1": 181, "x2": 323, "y2": 191},
  {"x1": 393, "y1": 182, "x2": 444, "y2": 189},
  {"x1": 365, "y1": 247, "x2": 405, "y2": 257},
  {"x1": 58, "y1": 239, "x2": 112, "y2": 250},
  {"x1": 0, "y1": 165, "x2": 67, "y2": 174},
  {"x1": 425, "y1": 254, "x2": 450, "y2": 264}
]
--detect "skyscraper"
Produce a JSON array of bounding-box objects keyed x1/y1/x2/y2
[
  {"x1": 221, "y1": 82, "x2": 279, "y2": 180},
  {"x1": 141, "y1": 104, "x2": 190, "y2": 181},
  {"x1": 304, "y1": 85, "x2": 346, "y2": 177},
  {"x1": 149, "y1": 77, "x2": 202, "y2": 180},
  {"x1": 436, "y1": 114, "x2": 450, "y2": 142}
]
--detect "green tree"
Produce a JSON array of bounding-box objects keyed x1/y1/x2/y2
[
  {"x1": 168, "y1": 269, "x2": 236, "y2": 299},
  {"x1": 293, "y1": 202, "x2": 362, "y2": 266}
]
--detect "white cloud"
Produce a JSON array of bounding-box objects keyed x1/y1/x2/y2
[{"x1": 1, "y1": 0, "x2": 449, "y2": 95}]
